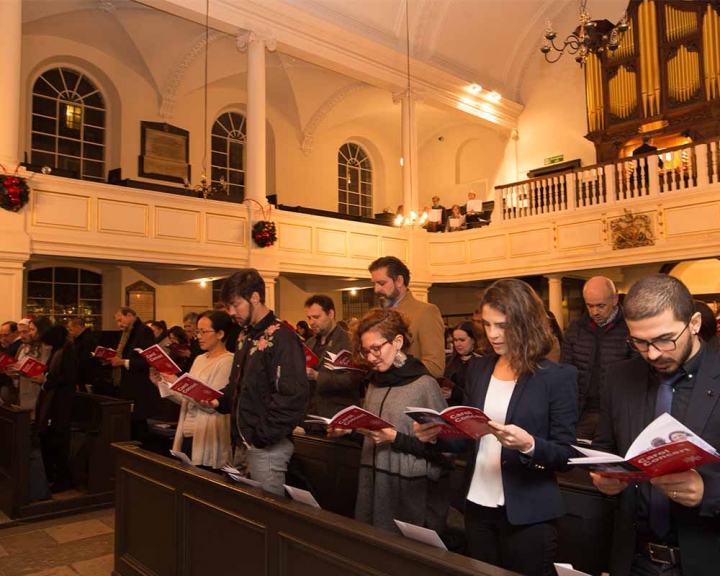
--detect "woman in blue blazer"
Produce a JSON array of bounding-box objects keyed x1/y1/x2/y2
[{"x1": 416, "y1": 278, "x2": 577, "y2": 576}]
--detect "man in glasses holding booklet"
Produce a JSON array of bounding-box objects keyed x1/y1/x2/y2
[{"x1": 590, "y1": 274, "x2": 720, "y2": 576}]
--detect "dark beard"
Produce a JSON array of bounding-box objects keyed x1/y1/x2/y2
[
  {"x1": 234, "y1": 302, "x2": 254, "y2": 328},
  {"x1": 651, "y1": 334, "x2": 694, "y2": 374}
]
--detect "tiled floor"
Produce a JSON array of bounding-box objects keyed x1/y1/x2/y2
[{"x1": 0, "y1": 509, "x2": 114, "y2": 576}]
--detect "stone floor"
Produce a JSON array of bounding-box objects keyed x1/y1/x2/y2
[{"x1": 0, "y1": 508, "x2": 114, "y2": 576}]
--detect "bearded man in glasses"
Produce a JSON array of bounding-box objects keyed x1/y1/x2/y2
[{"x1": 591, "y1": 273, "x2": 720, "y2": 576}]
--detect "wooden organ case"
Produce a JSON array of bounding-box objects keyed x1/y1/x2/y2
[{"x1": 585, "y1": 0, "x2": 720, "y2": 161}]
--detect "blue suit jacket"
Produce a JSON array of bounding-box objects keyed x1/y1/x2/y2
[{"x1": 439, "y1": 356, "x2": 577, "y2": 525}]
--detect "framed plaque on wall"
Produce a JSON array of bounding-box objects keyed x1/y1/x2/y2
[{"x1": 139, "y1": 121, "x2": 190, "y2": 184}]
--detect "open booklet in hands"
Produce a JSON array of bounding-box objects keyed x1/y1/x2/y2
[
  {"x1": 403, "y1": 405, "x2": 490, "y2": 440},
  {"x1": 305, "y1": 405, "x2": 394, "y2": 431},
  {"x1": 158, "y1": 373, "x2": 223, "y2": 402},
  {"x1": 569, "y1": 412, "x2": 720, "y2": 482}
]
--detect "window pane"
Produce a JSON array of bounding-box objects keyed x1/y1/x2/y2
[
  {"x1": 362, "y1": 195, "x2": 371, "y2": 207},
  {"x1": 58, "y1": 138, "x2": 81, "y2": 156},
  {"x1": 229, "y1": 142, "x2": 243, "y2": 168},
  {"x1": 338, "y1": 191, "x2": 347, "y2": 203},
  {"x1": 32, "y1": 133, "x2": 55, "y2": 152},
  {"x1": 84, "y1": 93, "x2": 104, "y2": 108},
  {"x1": 84, "y1": 108, "x2": 105, "y2": 127},
  {"x1": 83, "y1": 126, "x2": 104, "y2": 144},
  {"x1": 79, "y1": 300, "x2": 102, "y2": 315},
  {"x1": 34, "y1": 77, "x2": 59, "y2": 97},
  {"x1": 55, "y1": 267, "x2": 79, "y2": 283},
  {"x1": 212, "y1": 136, "x2": 225, "y2": 152},
  {"x1": 32, "y1": 152, "x2": 55, "y2": 167},
  {"x1": 42, "y1": 69, "x2": 64, "y2": 92},
  {"x1": 58, "y1": 156, "x2": 81, "y2": 173},
  {"x1": 229, "y1": 170, "x2": 244, "y2": 185},
  {"x1": 212, "y1": 151, "x2": 226, "y2": 167},
  {"x1": 61, "y1": 69, "x2": 80, "y2": 92},
  {"x1": 84, "y1": 144, "x2": 104, "y2": 161},
  {"x1": 348, "y1": 205, "x2": 360, "y2": 216},
  {"x1": 26, "y1": 299, "x2": 52, "y2": 316},
  {"x1": 33, "y1": 95, "x2": 57, "y2": 118},
  {"x1": 32, "y1": 115, "x2": 56, "y2": 135},
  {"x1": 349, "y1": 193, "x2": 359, "y2": 205},
  {"x1": 339, "y1": 204, "x2": 347, "y2": 214},
  {"x1": 27, "y1": 282, "x2": 52, "y2": 298},
  {"x1": 58, "y1": 103, "x2": 82, "y2": 137},
  {"x1": 54, "y1": 284, "x2": 79, "y2": 312},
  {"x1": 82, "y1": 160, "x2": 104, "y2": 178},
  {"x1": 80, "y1": 270, "x2": 101, "y2": 283},
  {"x1": 29, "y1": 268, "x2": 53, "y2": 282}
]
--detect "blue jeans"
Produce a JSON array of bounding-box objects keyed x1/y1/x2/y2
[{"x1": 246, "y1": 437, "x2": 294, "y2": 496}]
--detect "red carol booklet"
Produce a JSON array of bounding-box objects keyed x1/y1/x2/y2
[
  {"x1": 15, "y1": 357, "x2": 48, "y2": 378},
  {"x1": 0, "y1": 352, "x2": 17, "y2": 369},
  {"x1": 404, "y1": 406, "x2": 491, "y2": 440},
  {"x1": 305, "y1": 405, "x2": 394, "y2": 431},
  {"x1": 323, "y1": 349, "x2": 365, "y2": 372},
  {"x1": 137, "y1": 344, "x2": 181, "y2": 374},
  {"x1": 169, "y1": 373, "x2": 223, "y2": 402},
  {"x1": 569, "y1": 413, "x2": 720, "y2": 482},
  {"x1": 93, "y1": 346, "x2": 117, "y2": 360},
  {"x1": 303, "y1": 343, "x2": 320, "y2": 368}
]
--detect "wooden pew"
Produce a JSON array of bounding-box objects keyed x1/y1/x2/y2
[
  {"x1": 0, "y1": 393, "x2": 131, "y2": 520},
  {"x1": 291, "y1": 430, "x2": 615, "y2": 575},
  {"x1": 112, "y1": 441, "x2": 519, "y2": 576}
]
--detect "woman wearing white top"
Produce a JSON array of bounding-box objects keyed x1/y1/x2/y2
[
  {"x1": 415, "y1": 279, "x2": 577, "y2": 576},
  {"x1": 152, "y1": 310, "x2": 234, "y2": 470}
]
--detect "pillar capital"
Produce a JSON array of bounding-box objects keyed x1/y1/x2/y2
[
  {"x1": 392, "y1": 89, "x2": 425, "y2": 105},
  {"x1": 237, "y1": 29, "x2": 277, "y2": 53}
]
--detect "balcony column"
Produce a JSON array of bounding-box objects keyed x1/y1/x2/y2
[
  {"x1": 237, "y1": 30, "x2": 276, "y2": 206},
  {"x1": 393, "y1": 90, "x2": 423, "y2": 215},
  {"x1": 0, "y1": 0, "x2": 22, "y2": 167},
  {"x1": 546, "y1": 274, "x2": 564, "y2": 331}
]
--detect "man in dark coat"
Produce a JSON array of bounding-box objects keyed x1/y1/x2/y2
[
  {"x1": 561, "y1": 276, "x2": 633, "y2": 439},
  {"x1": 0, "y1": 321, "x2": 22, "y2": 405},
  {"x1": 107, "y1": 307, "x2": 160, "y2": 442},
  {"x1": 67, "y1": 316, "x2": 99, "y2": 393},
  {"x1": 592, "y1": 274, "x2": 720, "y2": 576}
]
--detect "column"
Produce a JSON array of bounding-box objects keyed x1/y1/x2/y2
[
  {"x1": 237, "y1": 30, "x2": 276, "y2": 206},
  {"x1": 408, "y1": 281, "x2": 431, "y2": 304},
  {"x1": 393, "y1": 90, "x2": 422, "y2": 215},
  {"x1": 546, "y1": 274, "x2": 564, "y2": 331},
  {"x1": 260, "y1": 270, "x2": 279, "y2": 311},
  {"x1": 0, "y1": 0, "x2": 22, "y2": 167}
]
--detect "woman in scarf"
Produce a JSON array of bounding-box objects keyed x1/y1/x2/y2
[{"x1": 329, "y1": 308, "x2": 450, "y2": 533}]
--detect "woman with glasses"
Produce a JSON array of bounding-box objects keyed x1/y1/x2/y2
[
  {"x1": 151, "y1": 310, "x2": 234, "y2": 470},
  {"x1": 329, "y1": 308, "x2": 450, "y2": 533},
  {"x1": 415, "y1": 279, "x2": 576, "y2": 576}
]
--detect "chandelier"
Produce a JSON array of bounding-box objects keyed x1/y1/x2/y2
[
  {"x1": 183, "y1": 0, "x2": 229, "y2": 199},
  {"x1": 541, "y1": 0, "x2": 629, "y2": 65}
]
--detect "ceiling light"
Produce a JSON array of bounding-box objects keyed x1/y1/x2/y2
[{"x1": 468, "y1": 83, "x2": 482, "y2": 94}]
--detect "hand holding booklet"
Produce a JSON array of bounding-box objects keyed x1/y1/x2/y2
[
  {"x1": 305, "y1": 405, "x2": 394, "y2": 431},
  {"x1": 159, "y1": 373, "x2": 223, "y2": 402},
  {"x1": 92, "y1": 346, "x2": 117, "y2": 360},
  {"x1": 569, "y1": 413, "x2": 720, "y2": 482},
  {"x1": 404, "y1": 405, "x2": 490, "y2": 440},
  {"x1": 14, "y1": 357, "x2": 47, "y2": 378},
  {"x1": 136, "y1": 344, "x2": 181, "y2": 374}
]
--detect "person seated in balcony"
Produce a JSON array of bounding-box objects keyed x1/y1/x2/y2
[
  {"x1": 445, "y1": 204, "x2": 467, "y2": 232},
  {"x1": 425, "y1": 195, "x2": 446, "y2": 232},
  {"x1": 464, "y1": 190, "x2": 485, "y2": 225}
]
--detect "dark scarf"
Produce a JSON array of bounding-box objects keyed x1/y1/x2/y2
[{"x1": 370, "y1": 355, "x2": 430, "y2": 388}]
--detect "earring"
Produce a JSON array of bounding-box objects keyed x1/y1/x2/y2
[{"x1": 393, "y1": 349, "x2": 407, "y2": 368}]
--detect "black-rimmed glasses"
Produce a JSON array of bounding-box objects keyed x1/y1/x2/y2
[
  {"x1": 627, "y1": 322, "x2": 690, "y2": 353},
  {"x1": 359, "y1": 340, "x2": 390, "y2": 359}
]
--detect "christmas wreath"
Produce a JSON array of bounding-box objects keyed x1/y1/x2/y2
[
  {"x1": 252, "y1": 220, "x2": 277, "y2": 248},
  {"x1": 1, "y1": 165, "x2": 30, "y2": 213}
]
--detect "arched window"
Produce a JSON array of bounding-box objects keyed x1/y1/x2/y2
[
  {"x1": 211, "y1": 112, "x2": 246, "y2": 199},
  {"x1": 26, "y1": 267, "x2": 103, "y2": 328},
  {"x1": 338, "y1": 143, "x2": 372, "y2": 217},
  {"x1": 31, "y1": 67, "x2": 106, "y2": 182}
]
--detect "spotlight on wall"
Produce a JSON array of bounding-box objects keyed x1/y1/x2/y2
[
  {"x1": 350, "y1": 289, "x2": 357, "y2": 296},
  {"x1": 200, "y1": 280, "x2": 207, "y2": 288},
  {"x1": 468, "y1": 83, "x2": 482, "y2": 94}
]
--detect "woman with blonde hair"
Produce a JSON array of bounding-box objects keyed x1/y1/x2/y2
[{"x1": 416, "y1": 279, "x2": 576, "y2": 576}]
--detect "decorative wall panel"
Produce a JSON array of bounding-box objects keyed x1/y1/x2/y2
[
  {"x1": 155, "y1": 207, "x2": 200, "y2": 241},
  {"x1": 317, "y1": 229, "x2": 348, "y2": 256},
  {"x1": 429, "y1": 241, "x2": 466, "y2": 265},
  {"x1": 32, "y1": 190, "x2": 90, "y2": 230},
  {"x1": 380, "y1": 237, "x2": 409, "y2": 262},
  {"x1": 509, "y1": 229, "x2": 551, "y2": 257},
  {"x1": 348, "y1": 233, "x2": 379, "y2": 259},
  {"x1": 205, "y1": 213, "x2": 247, "y2": 246},
  {"x1": 278, "y1": 223, "x2": 313, "y2": 253},
  {"x1": 468, "y1": 235, "x2": 507, "y2": 262},
  {"x1": 664, "y1": 202, "x2": 720, "y2": 237},
  {"x1": 557, "y1": 221, "x2": 604, "y2": 251},
  {"x1": 97, "y1": 199, "x2": 149, "y2": 237}
]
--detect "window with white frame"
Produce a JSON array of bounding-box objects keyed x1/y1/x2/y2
[
  {"x1": 31, "y1": 67, "x2": 106, "y2": 182},
  {"x1": 338, "y1": 143, "x2": 372, "y2": 217},
  {"x1": 211, "y1": 112, "x2": 246, "y2": 199},
  {"x1": 26, "y1": 267, "x2": 103, "y2": 328}
]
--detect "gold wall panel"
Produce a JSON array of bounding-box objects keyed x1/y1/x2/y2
[
  {"x1": 638, "y1": 0, "x2": 661, "y2": 117},
  {"x1": 704, "y1": 5, "x2": 720, "y2": 100},
  {"x1": 557, "y1": 221, "x2": 603, "y2": 251},
  {"x1": 316, "y1": 228, "x2": 348, "y2": 256},
  {"x1": 380, "y1": 237, "x2": 409, "y2": 262},
  {"x1": 32, "y1": 190, "x2": 90, "y2": 231},
  {"x1": 278, "y1": 223, "x2": 312, "y2": 253},
  {"x1": 664, "y1": 202, "x2": 720, "y2": 237},
  {"x1": 97, "y1": 198, "x2": 149, "y2": 237},
  {"x1": 667, "y1": 45, "x2": 701, "y2": 103},
  {"x1": 509, "y1": 229, "x2": 551, "y2": 257},
  {"x1": 348, "y1": 233, "x2": 379, "y2": 259},
  {"x1": 664, "y1": 4, "x2": 698, "y2": 42},
  {"x1": 429, "y1": 241, "x2": 467, "y2": 265},
  {"x1": 155, "y1": 207, "x2": 200, "y2": 242},
  {"x1": 609, "y1": 66, "x2": 638, "y2": 119},
  {"x1": 468, "y1": 235, "x2": 507, "y2": 262},
  {"x1": 205, "y1": 213, "x2": 246, "y2": 246},
  {"x1": 585, "y1": 54, "x2": 605, "y2": 131}
]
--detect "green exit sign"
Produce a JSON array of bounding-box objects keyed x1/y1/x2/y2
[{"x1": 544, "y1": 154, "x2": 564, "y2": 166}]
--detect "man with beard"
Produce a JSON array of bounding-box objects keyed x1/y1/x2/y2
[
  {"x1": 591, "y1": 274, "x2": 720, "y2": 576},
  {"x1": 212, "y1": 268, "x2": 309, "y2": 495},
  {"x1": 368, "y1": 256, "x2": 445, "y2": 377}
]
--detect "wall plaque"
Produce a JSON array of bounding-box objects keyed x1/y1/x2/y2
[{"x1": 139, "y1": 122, "x2": 190, "y2": 184}]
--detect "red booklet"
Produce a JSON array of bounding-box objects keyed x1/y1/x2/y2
[
  {"x1": 15, "y1": 357, "x2": 48, "y2": 378},
  {"x1": 169, "y1": 373, "x2": 223, "y2": 402},
  {"x1": 570, "y1": 413, "x2": 720, "y2": 482},
  {"x1": 137, "y1": 344, "x2": 181, "y2": 374},
  {"x1": 0, "y1": 352, "x2": 17, "y2": 369},
  {"x1": 93, "y1": 346, "x2": 117, "y2": 360},
  {"x1": 323, "y1": 349, "x2": 365, "y2": 372},
  {"x1": 305, "y1": 405, "x2": 394, "y2": 431},
  {"x1": 404, "y1": 405, "x2": 491, "y2": 440},
  {"x1": 303, "y1": 343, "x2": 320, "y2": 368}
]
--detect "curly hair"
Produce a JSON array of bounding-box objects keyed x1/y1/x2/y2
[
  {"x1": 477, "y1": 279, "x2": 554, "y2": 378},
  {"x1": 352, "y1": 307, "x2": 412, "y2": 361}
]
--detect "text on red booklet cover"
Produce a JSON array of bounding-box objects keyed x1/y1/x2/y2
[
  {"x1": 305, "y1": 405, "x2": 394, "y2": 431},
  {"x1": 16, "y1": 357, "x2": 47, "y2": 378},
  {"x1": 404, "y1": 406, "x2": 491, "y2": 440},
  {"x1": 138, "y1": 344, "x2": 181, "y2": 374},
  {"x1": 0, "y1": 352, "x2": 17, "y2": 369},
  {"x1": 93, "y1": 346, "x2": 117, "y2": 360},
  {"x1": 170, "y1": 373, "x2": 223, "y2": 402}
]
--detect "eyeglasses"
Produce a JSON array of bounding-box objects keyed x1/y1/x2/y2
[
  {"x1": 359, "y1": 340, "x2": 390, "y2": 359},
  {"x1": 627, "y1": 322, "x2": 690, "y2": 353},
  {"x1": 196, "y1": 329, "x2": 216, "y2": 336}
]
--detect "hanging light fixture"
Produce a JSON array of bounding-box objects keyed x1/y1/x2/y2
[
  {"x1": 394, "y1": 0, "x2": 428, "y2": 228},
  {"x1": 184, "y1": 0, "x2": 229, "y2": 199},
  {"x1": 541, "y1": 0, "x2": 629, "y2": 66}
]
